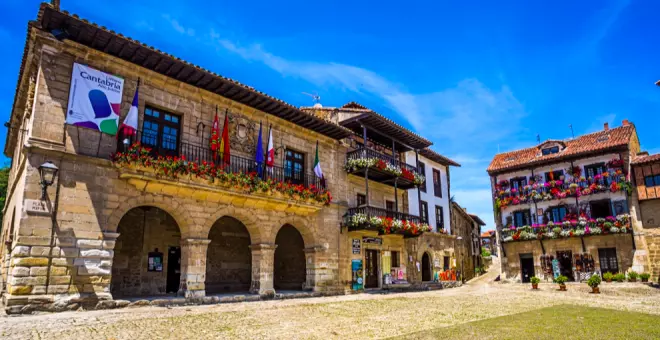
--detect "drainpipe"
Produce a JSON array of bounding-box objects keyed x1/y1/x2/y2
[{"x1": 415, "y1": 149, "x2": 421, "y2": 220}]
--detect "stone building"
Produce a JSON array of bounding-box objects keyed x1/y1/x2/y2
[
  {"x1": 631, "y1": 152, "x2": 660, "y2": 281},
  {"x1": 0, "y1": 4, "x2": 471, "y2": 313},
  {"x1": 487, "y1": 121, "x2": 648, "y2": 283},
  {"x1": 481, "y1": 230, "x2": 497, "y2": 256},
  {"x1": 450, "y1": 202, "x2": 484, "y2": 281}
]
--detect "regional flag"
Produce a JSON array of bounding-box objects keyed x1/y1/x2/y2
[{"x1": 314, "y1": 141, "x2": 325, "y2": 188}]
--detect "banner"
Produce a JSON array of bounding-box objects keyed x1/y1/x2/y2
[{"x1": 66, "y1": 63, "x2": 124, "y2": 135}]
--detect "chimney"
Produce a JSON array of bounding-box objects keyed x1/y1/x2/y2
[
  {"x1": 604, "y1": 122, "x2": 609, "y2": 131},
  {"x1": 637, "y1": 151, "x2": 649, "y2": 157},
  {"x1": 52, "y1": 0, "x2": 60, "y2": 10},
  {"x1": 622, "y1": 119, "x2": 630, "y2": 126}
]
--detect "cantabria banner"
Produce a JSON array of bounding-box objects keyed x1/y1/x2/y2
[{"x1": 66, "y1": 63, "x2": 124, "y2": 135}]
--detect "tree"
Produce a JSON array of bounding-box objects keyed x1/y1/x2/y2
[{"x1": 0, "y1": 166, "x2": 9, "y2": 230}]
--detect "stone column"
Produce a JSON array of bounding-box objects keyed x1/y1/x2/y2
[
  {"x1": 303, "y1": 246, "x2": 328, "y2": 292},
  {"x1": 179, "y1": 238, "x2": 210, "y2": 300},
  {"x1": 249, "y1": 243, "x2": 276, "y2": 296}
]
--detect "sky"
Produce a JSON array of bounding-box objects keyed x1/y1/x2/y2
[{"x1": 1, "y1": 0, "x2": 660, "y2": 231}]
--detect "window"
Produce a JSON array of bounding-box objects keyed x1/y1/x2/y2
[
  {"x1": 418, "y1": 161, "x2": 426, "y2": 192},
  {"x1": 357, "y1": 194, "x2": 367, "y2": 207},
  {"x1": 391, "y1": 251, "x2": 400, "y2": 268},
  {"x1": 510, "y1": 177, "x2": 527, "y2": 190},
  {"x1": 585, "y1": 163, "x2": 608, "y2": 184},
  {"x1": 644, "y1": 175, "x2": 660, "y2": 187},
  {"x1": 598, "y1": 248, "x2": 618, "y2": 276},
  {"x1": 590, "y1": 200, "x2": 611, "y2": 219},
  {"x1": 443, "y1": 256, "x2": 450, "y2": 271},
  {"x1": 544, "y1": 170, "x2": 564, "y2": 182},
  {"x1": 141, "y1": 106, "x2": 181, "y2": 157},
  {"x1": 420, "y1": 201, "x2": 429, "y2": 224},
  {"x1": 386, "y1": 200, "x2": 395, "y2": 212},
  {"x1": 549, "y1": 206, "x2": 567, "y2": 223},
  {"x1": 435, "y1": 205, "x2": 444, "y2": 231},
  {"x1": 433, "y1": 169, "x2": 442, "y2": 197},
  {"x1": 285, "y1": 149, "x2": 305, "y2": 184},
  {"x1": 541, "y1": 146, "x2": 560, "y2": 155},
  {"x1": 513, "y1": 210, "x2": 531, "y2": 227}
]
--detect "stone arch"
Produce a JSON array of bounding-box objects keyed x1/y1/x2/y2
[
  {"x1": 106, "y1": 194, "x2": 194, "y2": 237},
  {"x1": 205, "y1": 216, "x2": 253, "y2": 294},
  {"x1": 273, "y1": 224, "x2": 306, "y2": 291},
  {"x1": 272, "y1": 216, "x2": 315, "y2": 246},
  {"x1": 422, "y1": 252, "x2": 432, "y2": 282},
  {"x1": 203, "y1": 206, "x2": 263, "y2": 244},
  {"x1": 111, "y1": 206, "x2": 182, "y2": 297}
]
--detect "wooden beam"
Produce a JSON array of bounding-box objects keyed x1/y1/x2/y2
[{"x1": 103, "y1": 36, "x2": 116, "y2": 53}]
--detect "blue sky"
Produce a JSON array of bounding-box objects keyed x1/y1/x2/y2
[{"x1": 2, "y1": 0, "x2": 660, "y2": 230}]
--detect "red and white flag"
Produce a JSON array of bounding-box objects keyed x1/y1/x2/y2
[
  {"x1": 266, "y1": 125, "x2": 275, "y2": 167},
  {"x1": 118, "y1": 82, "x2": 139, "y2": 138}
]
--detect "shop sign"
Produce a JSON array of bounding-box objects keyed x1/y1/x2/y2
[
  {"x1": 362, "y1": 237, "x2": 383, "y2": 245},
  {"x1": 352, "y1": 238, "x2": 361, "y2": 254},
  {"x1": 351, "y1": 259, "x2": 363, "y2": 290}
]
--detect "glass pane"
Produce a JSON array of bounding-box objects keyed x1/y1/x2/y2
[
  {"x1": 145, "y1": 108, "x2": 152, "y2": 116},
  {"x1": 165, "y1": 114, "x2": 171, "y2": 122},
  {"x1": 655, "y1": 175, "x2": 660, "y2": 187},
  {"x1": 645, "y1": 176, "x2": 654, "y2": 187},
  {"x1": 172, "y1": 116, "x2": 179, "y2": 123}
]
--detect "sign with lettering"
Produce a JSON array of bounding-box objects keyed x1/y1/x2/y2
[
  {"x1": 66, "y1": 63, "x2": 125, "y2": 135},
  {"x1": 352, "y1": 238, "x2": 361, "y2": 254},
  {"x1": 362, "y1": 237, "x2": 383, "y2": 245},
  {"x1": 24, "y1": 199, "x2": 53, "y2": 215}
]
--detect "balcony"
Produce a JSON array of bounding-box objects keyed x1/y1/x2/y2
[
  {"x1": 112, "y1": 130, "x2": 329, "y2": 215},
  {"x1": 500, "y1": 214, "x2": 632, "y2": 243},
  {"x1": 345, "y1": 147, "x2": 422, "y2": 189},
  {"x1": 343, "y1": 205, "x2": 430, "y2": 237},
  {"x1": 494, "y1": 174, "x2": 632, "y2": 210}
]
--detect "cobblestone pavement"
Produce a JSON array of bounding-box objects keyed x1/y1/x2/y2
[{"x1": 2, "y1": 260, "x2": 659, "y2": 339}]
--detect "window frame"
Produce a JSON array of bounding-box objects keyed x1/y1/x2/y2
[
  {"x1": 357, "y1": 193, "x2": 367, "y2": 207},
  {"x1": 544, "y1": 170, "x2": 564, "y2": 182},
  {"x1": 418, "y1": 161, "x2": 427, "y2": 192},
  {"x1": 420, "y1": 200, "x2": 429, "y2": 224},
  {"x1": 435, "y1": 205, "x2": 444, "y2": 231},
  {"x1": 386, "y1": 200, "x2": 395, "y2": 212},
  {"x1": 284, "y1": 148, "x2": 306, "y2": 185},
  {"x1": 510, "y1": 177, "x2": 527, "y2": 191},
  {"x1": 590, "y1": 199, "x2": 612, "y2": 219},
  {"x1": 585, "y1": 163, "x2": 609, "y2": 184},
  {"x1": 541, "y1": 146, "x2": 560, "y2": 155},
  {"x1": 433, "y1": 168, "x2": 442, "y2": 197},
  {"x1": 644, "y1": 175, "x2": 660, "y2": 187},
  {"x1": 513, "y1": 210, "x2": 531, "y2": 227},
  {"x1": 141, "y1": 106, "x2": 182, "y2": 157},
  {"x1": 548, "y1": 205, "x2": 567, "y2": 223}
]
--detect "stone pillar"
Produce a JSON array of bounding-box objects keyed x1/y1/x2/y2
[
  {"x1": 249, "y1": 243, "x2": 276, "y2": 296},
  {"x1": 303, "y1": 246, "x2": 328, "y2": 292},
  {"x1": 179, "y1": 238, "x2": 210, "y2": 300}
]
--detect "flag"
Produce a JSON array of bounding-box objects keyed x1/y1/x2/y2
[
  {"x1": 314, "y1": 141, "x2": 325, "y2": 187},
  {"x1": 210, "y1": 107, "x2": 220, "y2": 160},
  {"x1": 266, "y1": 125, "x2": 275, "y2": 168},
  {"x1": 118, "y1": 80, "x2": 139, "y2": 139},
  {"x1": 219, "y1": 109, "x2": 230, "y2": 166},
  {"x1": 255, "y1": 122, "x2": 264, "y2": 176}
]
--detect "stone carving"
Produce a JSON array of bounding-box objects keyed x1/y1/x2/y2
[{"x1": 228, "y1": 111, "x2": 257, "y2": 154}]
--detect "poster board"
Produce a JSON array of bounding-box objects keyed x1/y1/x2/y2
[
  {"x1": 351, "y1": 259, "x2": 363, "y2": 290},
  {"x1": 66, "y1": 63, "x2": 124, "y2": 135}
]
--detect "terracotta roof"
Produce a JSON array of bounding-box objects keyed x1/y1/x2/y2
[
  {"x1": 487, "y1": 124, "x2": 635, "y2": 174},
  {"x1": 419, "y1": 148, "x2": 461, "y2": 167},
  {"x1": 632, "y1": 153, "x2": 660, "y2": 165},
  {"x1": 468, "y1": 214, "x2": 486, "y2": 226},
  {"x1": 480, "y1": 231, "x2": 494, "y2": 238},
  {"x1": 7, "y1": 3, "x2": 352, "y2": 152}
]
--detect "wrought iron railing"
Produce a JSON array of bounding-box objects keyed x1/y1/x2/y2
[
  {"x1": 117, "y1": 130, "x2": 323, "y2": 188},
  {"x1": 346, "y1": 205, "x2": 422, "y2": 224},
  {"x1": 346, "y1": 147, "x2": 418, "y2": 174}
]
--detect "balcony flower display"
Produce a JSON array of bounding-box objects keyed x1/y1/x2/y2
[
  {"x1": 345, "y1": 156, "x2": 425, "y2": 186},
  {"x1": 502, "y1": 214, "x2": 630, "y2": 242},
  {"x1": 347, "y1": 213, "x2": 432, "y2": 236},
  {"x1": 113, "y1": 142, "x2": 332, "y2": 205}
]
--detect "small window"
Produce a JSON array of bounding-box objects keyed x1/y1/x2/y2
[
  {"x1": 542, "y1": 146, "x2": 560, "y2": 155},
  {"x1": 285, "y1": 149, "x2": 305, "y2": 185},
  {"x1": 645, "y1": 175, "x2": 660, "y2": 187},
  {"x1": 140, "y1": 106, "x2": 181, "y2": 157},
  {"x1": 544, "y1": 170, "x2": 564, "y2": 182},
  {"x1": 513, "y1": 210, "x2": 531, "y2": 227},
  {"x1": 357, "y1": 194, "x2": 367, "y2": 207},
  {"x1": 433, "y1": 169, "x2": 442, "y2": 198},
  {"x1": 549, "y1": 206, "x2": 567, "y2": 223},
  {"x1": 435, "y1": 205, "x2": 444, "y2": 231},
  {"x1": 420, "y1": 201, "x2": 429, "y2": 224},
  {"x1": 510, "y1": 177, "x2": 527, "y2": 190},
  {"x1": 590, "y1": 200, "x2": 612, "y2": 219},
  {"x1": 391, "y1": 251, "x2": 400, "y2": 268},
  {"x1": 418, "y1": 161, "x2": 426, "y2": 192}
]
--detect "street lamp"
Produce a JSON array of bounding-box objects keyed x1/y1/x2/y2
[
  {"x1": 456, "y1": 236, "x2": 464, "y2": 283},
  {"x1": 38, "y1": 161, "x2": 59, "y2": 200}
]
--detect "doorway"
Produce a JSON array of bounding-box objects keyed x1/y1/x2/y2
[
  {"x1": 519, "y1": 253, "x2": 535, "y2": 283},
  {"x1": 364, "y1": 249, "x2": 379, "y2": 288},
  {"x1": 598, "y1": 248, "x2": 619, "y2": 276},
  {"x1": 166, "y1": 246, "x2": 181, "y2": 294},
  {"x1": 422, "y1": 253, "x2": 432, "y2": 281},
  {"x1": 556, "y1": 250, "x2": 574, "y2": 281}
]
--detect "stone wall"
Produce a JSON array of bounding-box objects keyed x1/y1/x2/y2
[
  {"x1": 405, "y1": 233, "x2": 456, "y2": 283},
  {"x1": 451, "y1": 204, "x2": 477, "y2": 281},
  {"x1": 501, "y1": 234, "x2": 635, "y2": 282}
]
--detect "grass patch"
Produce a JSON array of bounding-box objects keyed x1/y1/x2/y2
[{"x1": 397, "y1": 304, "x2": 660, "y2": 340}]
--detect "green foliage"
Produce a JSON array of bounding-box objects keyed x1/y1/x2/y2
[
  {"x1": 555, "y1": 275, "x2": 568, "y2": 285},
  {"x1": 627, "y1": 271, "x2": 639, "y2": 280},
  {"x1": 613, "y1": 273, "x2": 626, "y2": 282},
  {"x1": 603, "y1": 272, "x2": 614, "y2": 281},
  {"x1": 587, "y1": 274, "x2": 601, "y2": 288},
  {"x1": 481, "y1": 249, "x2": 491, "y2": 257},
  {"x1": 530, "y1": 276, "x2": 540, "y2": 284},
  {"x1": 640, "y1": 273, "x2": 651, "y2": 280},
  {"x1": 0, "y1": 166, "x2": 9, "y2": 229}
]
